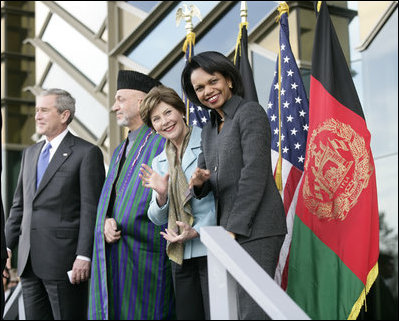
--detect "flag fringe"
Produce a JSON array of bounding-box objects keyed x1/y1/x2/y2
[
  {"x1": 274, "y1": 5, "x2": 288, "y2": 192},
  {"x1": 276, "y1": 2, "x2": 289, "y2": 22},
  {"x1": 317, "y1": 1, "x2": 322, "y2": 13},
  {"x1": 233, "y1": 22, "x2": 248, "y2": 65},
  {"x1": 182, "y1": 32, "x2": 195, "y2": 54},
  {"x1": 184, "y1": 93, "x2": 190, "y2": 126},
  {"x1": 347, "y1": 263, "x2": 379, "y2": 320},
  {"x1": 275, "y1": 155, "x2": 283, "y2": 191},
  {"x1": 183, "y1": 32, "x2": 195, "y2": 125}
]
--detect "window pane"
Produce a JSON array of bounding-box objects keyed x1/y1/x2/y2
[
  {"x1": 127, "y1": 1, "x2": 219, "y2": 70},
  {"x1": 127, "y1": 1, "x2": 160, "y2": 13},
  {"x1": 42, "y1": 14, "x2": 107, "y2": 85},
  {"x1": 55, "y1": 1, "x2": 107, "y2": 33},
  {"x1": 362, "y1": 11, "x2": 398, "y2": 158},
  {"x1": 361, "y1": 10, "x2": 398, "y2": 236},
  {"x1": 35, "y1": 2, "x2": 50, "y2": 36},
  {"x1": 246, "y1": 1, "x2": 280, "y2": 32},
  {"x1": 252, "y1": 50, "x2": 276, "y2": 110},
  {"x1": 196, "y1": 1, "x2": 278, "y2": 54},
  {"x1": 375, "y1": 156, "x2": 398, "y2": 237},
  {"x1": 160, "y1": 59, "x2": 186, "y2": 96},
  {"x1": 42, "y1": 63, "x2": 108, "y2": 139}
]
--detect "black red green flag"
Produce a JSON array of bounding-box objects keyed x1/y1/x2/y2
[
  {"x1": 234, "y1": 21, "x2": 258, "y2": 103},
  {"x1": 286, "y1": 2, "x2": 380, "y2": 319}
]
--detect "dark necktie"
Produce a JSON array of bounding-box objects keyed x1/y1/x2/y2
[{"x1": 36, "y1": 143, "x2": 52, "y2": 188}]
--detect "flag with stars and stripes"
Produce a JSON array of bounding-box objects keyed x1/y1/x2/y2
[
  {"x1": 182, "y1": 32, "x2": 209, "y2": 127},
  {"x1": 265, "y1": 3, "x2": 309, "y2": 290}
]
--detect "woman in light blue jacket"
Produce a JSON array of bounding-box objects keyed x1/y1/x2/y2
[{"x1": 139, "y1": 85, "x2": 216, "y2": 320}]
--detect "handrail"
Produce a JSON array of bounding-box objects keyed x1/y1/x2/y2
[
  {"x1": 200, "y1": 226, "x2": 310, "y2": 320},
  {"x1": 3, "y1": 282, "x2": 25, "y2": 320}
]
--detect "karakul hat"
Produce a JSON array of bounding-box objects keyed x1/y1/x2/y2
[{"x1": 117, "y1": 70, "x2": 161, "y2": 93}]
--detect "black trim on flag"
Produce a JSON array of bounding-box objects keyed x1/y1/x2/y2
[
  {"x1": 312, "y1": 2, "x2": 364, "y2": 119},
  {"x1": 235, "y1": 24, "x2": 259, "y2": 103}
]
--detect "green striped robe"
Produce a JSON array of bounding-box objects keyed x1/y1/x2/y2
[{"x1": 88, "y1": 126, "x2": 175, "y2": 319}]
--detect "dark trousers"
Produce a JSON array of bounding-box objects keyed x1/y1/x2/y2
[
  {"x1": 237, "y1": 235, "x2": 285, "y2": 320},
  {"x1": 171, "y1": 256, "x2": 210, "y2": 320},
  {"x1": 20, "y1": 257, "x2": 88, "y2": 320},
  {"x1": 1, "y1": 258, "x2": 6, "y2": 318}
]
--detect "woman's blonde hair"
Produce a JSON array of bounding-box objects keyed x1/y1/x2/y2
[{"x1": 140, "y1": 85, "x2": 186, "y2": 129}]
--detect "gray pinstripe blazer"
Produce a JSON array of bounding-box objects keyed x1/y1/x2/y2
[{"x1": 195, "y1": 95, "x2": 287, "y2": 245}]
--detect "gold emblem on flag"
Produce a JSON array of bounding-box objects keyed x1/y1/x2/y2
[{"x1": 303, "y1": 118, "x2": 373, "y2": 221}]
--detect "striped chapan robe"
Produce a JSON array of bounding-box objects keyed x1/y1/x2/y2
[{"x1": 88, "y1": 125, "x2": 175, "y2": 320}]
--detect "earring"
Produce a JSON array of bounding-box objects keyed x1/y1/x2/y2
[{"x1": 228, "y1": 83, "x2": 233, "y2": 89}]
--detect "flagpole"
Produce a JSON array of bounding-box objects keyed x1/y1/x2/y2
[
  {"x1": 234, "y1": 2, "x2": 248, "y2": 65},
  {"x1": 240, "y1": 1, "x2": 248, "y2": 23},
  {"x1": 274, "y1": 2, "x2": 290, "y2": 192},
  {"x1": 176, "y1": 4, "x2": 202, "y2": 125}
]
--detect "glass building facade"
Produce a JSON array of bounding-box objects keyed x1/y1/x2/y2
[{"x1": 1, "y1": 0, "x2": 397, "y2": 316}]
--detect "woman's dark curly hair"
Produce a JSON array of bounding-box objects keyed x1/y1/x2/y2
[{"x1": 181, "y1": 51, "x2": 244, "y2": 108}]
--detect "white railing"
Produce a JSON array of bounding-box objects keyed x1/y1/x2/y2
[
  {"x1": 3, "y1": 282, "x2": 25, "y2": 320},
  {"x1": 200, "y1": 226, "x2": 310, "y2": 320},
  {"x1": 4, "y1": 226, "x2": 309, "y2": 320}
]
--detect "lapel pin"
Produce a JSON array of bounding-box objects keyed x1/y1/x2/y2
[{"x1": 63, "y1": 153, "x2": 68, "y2": 157}]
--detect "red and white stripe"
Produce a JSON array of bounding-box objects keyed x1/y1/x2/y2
[{"x1": 271, "y1": 149, "x2": 304, "y2": 289}]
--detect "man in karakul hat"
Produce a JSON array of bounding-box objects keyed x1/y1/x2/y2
[{"x1": 88, "y1": 70, "x2": 176, "y2": 320}]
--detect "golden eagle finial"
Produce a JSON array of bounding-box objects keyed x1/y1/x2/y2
[{"x1": 176, "y1": 4, "x2": 202, "y2": 34}]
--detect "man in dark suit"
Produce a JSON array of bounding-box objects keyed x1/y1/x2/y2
[{"x1": 3, "y1": 88, "x2": 105, "y2": 319}]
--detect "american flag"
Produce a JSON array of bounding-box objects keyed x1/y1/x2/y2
[
  {"x1": 183, "y1": 32, "x2": 209, "y2": 127},
  {"x1": 266, "y1": 8, "x2": 309, "y2": 289}
]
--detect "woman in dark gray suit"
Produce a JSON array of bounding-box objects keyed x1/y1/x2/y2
[{"x1": 182, "y1": 51, "x2": 287, "y2": 320}]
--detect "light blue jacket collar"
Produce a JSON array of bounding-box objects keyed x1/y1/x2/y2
[{"x1": 157, "y1": 125, "x2": 202, "y2": 172}]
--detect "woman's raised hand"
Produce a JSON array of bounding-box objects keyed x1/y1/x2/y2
[{"x1": 139, "y1": 164, "x2": 169, "y2": 205}]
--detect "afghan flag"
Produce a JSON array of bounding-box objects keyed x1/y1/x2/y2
[
  {"x1": 233, "y1": 20, "x2": 259, "y2": 103},
  {"x1": 286, "y1": 2, "x2": 379, "y2": 319}
]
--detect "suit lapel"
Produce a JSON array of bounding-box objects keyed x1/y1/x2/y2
[
  {"x1": 182, "y1": 147, "x2": 197, "y2": 173},
  {"x1": 29, "y1": 141, "x2": 46, "y2": 194},
  {"x1": 35, "y1": 132, "x2": 74, "y2": 196},
  {"x1": 182, "y1": 127, "x2": 200, "y2": 173}
]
